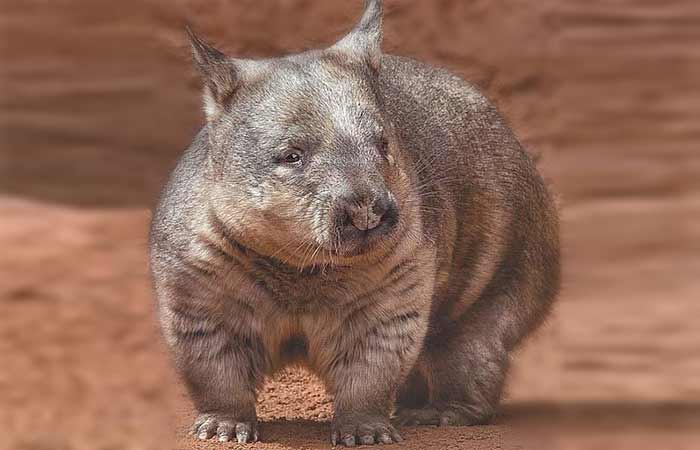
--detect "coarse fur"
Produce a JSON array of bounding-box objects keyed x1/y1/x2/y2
[{"x1": 149, "y1": 0, "x2": 560, "y2": 446}]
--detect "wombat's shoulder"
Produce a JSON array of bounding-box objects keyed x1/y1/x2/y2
[
  {"x1": 377, "y1": 54, "x2": 516, "y2": 151},
  {"x1": 379, "y1": 55, "x2": 495, "y2": 118},
  {"x1": 149, "y1": 128, "x2": 209, "y2": 259},
  {"x1": 377, "y1": 55, "x2": 523, "y2": 174},
  {"x1": 377, "y1": 55, "x2": 550, "y2": 226}
]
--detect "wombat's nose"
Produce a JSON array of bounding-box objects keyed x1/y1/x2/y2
[
  {"x1": 343, "y1": 195, "x2": 395, "y2": 232},
  {"x1": 347, "y1": 203, "x2": 382, "y2": 231}
]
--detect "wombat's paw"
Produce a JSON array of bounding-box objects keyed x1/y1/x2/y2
[
  {"x1": 331, "y1": 416, "x2": 403, "y2": 447},
  {"x1": 396, "y1": 403, "x2": 493, "y2": 427},
  {"x1": 437, "y1": 404, "x2": 493, "y2": 426},
  {"x1": 191, "y1": 413, "x2": 258, "y2": 444},
  {"x1": 394, "y1": 408, "x2": 441, "y2": 426}
]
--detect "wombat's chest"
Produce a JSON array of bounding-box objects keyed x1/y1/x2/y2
[
  {"x1": 231, "y1": 240, "x2": 440, "y2": 314},
  {"x1": 255, "y1": 297, "x2": 399, "y2": 373},
  {"x1": 220, "y1": 247, "x2": 440, "y2": 373},
  {"x1": 249, "y1": 265, "x2": 378, "y2": 312}
]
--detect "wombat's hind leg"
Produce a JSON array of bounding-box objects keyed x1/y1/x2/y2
[
  {"x1": 395, "y1": 367, "x2": 429, "y2": 410},
  {"x1": 394, "y1": 366, "x2": 442, "y2": 425},
  {"x1": 394, "y1": 348, "x2": 504, "y2": 426},
  {"x1": 429, "y1": 333, "x2": 509, "y2": 426},
  {"x1": 397, "y1": 285, "x2": 551, "y2": 426},
  {"x1": 395, "y1": 332, "x2": 508, "y2": 426}
]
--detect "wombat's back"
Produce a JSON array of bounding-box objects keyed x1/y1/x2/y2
[
  {"x1": 380, "y1": 55, "x2": 559, "y2": 339},
  {"x1": 379, "y1": 55, "x2": 537, "y2": 207}
]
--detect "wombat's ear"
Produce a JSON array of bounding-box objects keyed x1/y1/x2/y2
[
  {"x1": 332, "y1": 0, "x2": 383, "y2": 70},
  {"x1": 186, "y1": 27, "x2": 240, "y2": 120}
]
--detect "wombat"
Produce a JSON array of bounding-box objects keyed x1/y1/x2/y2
[{"x1": 149, "y1": 0, "x2": 560, "y2": 446}]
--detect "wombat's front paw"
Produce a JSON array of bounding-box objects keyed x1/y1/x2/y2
[
  {"x1": 331, "y1": 415, "x2": 403, "y2": 447},
  {"x1": 191, "y1": 413, "x2": 258, "y2": 443}
]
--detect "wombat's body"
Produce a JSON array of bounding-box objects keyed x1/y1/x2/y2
[{"x1": 150, "y1": 1, "x2": 559, "y2": 446}]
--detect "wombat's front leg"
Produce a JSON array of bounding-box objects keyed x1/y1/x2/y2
[
  {"x1": 321, "y1": 306, "x2": 428, "y2": 447},
  {"x1": 161, "y1": 299, "x2": 265, "y2": 444}
]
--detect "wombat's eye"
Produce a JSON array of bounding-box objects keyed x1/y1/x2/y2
[{"x1": 281, "y1": 149, "x2": 303, "y2": 165}]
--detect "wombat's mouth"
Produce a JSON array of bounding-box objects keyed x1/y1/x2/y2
[
  {"x1": 330, "y1": 210, "x2": 400, "y2": 257},
  {"x1": 325, "y1": 191, "x2": 400, "y2": 259}
]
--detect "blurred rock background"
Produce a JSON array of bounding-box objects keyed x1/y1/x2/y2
[{"x1": 1, "y1": 1, "x2": 699, "y2": 449}]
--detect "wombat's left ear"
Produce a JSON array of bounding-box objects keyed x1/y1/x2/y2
[
  {"x1": 332, "y1": 0, "x2": 383, "y2": 70},
  {"x1": 186, "y1": 26, "x2": 241, "y2": 121}
]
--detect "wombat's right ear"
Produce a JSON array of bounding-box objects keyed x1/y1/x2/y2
[
  {"x1": 186, "y1": 27, "x2": 239, "y2": 121},
  {"x1": 332, "y1": 0, "x2": 383, "y2": 70}
]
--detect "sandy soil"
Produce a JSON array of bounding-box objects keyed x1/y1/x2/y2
[{"x1": 1, "y1": 1, "x2": 699, "y2": 449}]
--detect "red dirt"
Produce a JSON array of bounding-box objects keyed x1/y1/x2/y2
[{"x1": 1, "y1": 1, "x2": 699, "y2": 449}]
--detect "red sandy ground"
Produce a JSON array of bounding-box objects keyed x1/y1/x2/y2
[{"x1": 1, "y1": 1, "x2": 700, "y2": 449}]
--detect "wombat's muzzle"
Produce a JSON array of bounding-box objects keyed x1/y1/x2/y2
[{"x1": 334, "y1": 192, "x2": 399, "y2": 248}]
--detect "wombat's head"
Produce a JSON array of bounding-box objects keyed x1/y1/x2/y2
[{"x1": 190, "y1": 1, "x2": 414, "y2": 267}]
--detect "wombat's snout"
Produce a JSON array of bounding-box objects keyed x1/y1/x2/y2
[{"x1": 335, "y1": 192, "x2": 398, "y2": 244}]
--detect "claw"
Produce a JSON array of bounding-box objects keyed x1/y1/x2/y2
[
  {"x1": 359, "y1": 434, "x2": 375, "y2": 445},
  {"x1": 235, "y1": 421, "x2": 255, "y2": 443},
  {"x1": 342, "y1": 435, "x2": 356, "y2": 447},
  {"x1": 332, "y1": 418, "x2": 402, "y2": 446},
  {"x1": 190, "y1": 414, "x2": 257, "y2": 444},
  {"x1": 378, "y1": 433, "x2": 393, "y2": 444},
  {"x1": 197, "y1": 431, "x2": 210, "y2": 441}
]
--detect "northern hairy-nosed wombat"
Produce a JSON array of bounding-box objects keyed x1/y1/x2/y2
[{"x1": 149, "y1": 0, "x2": 560, "y2": 446}]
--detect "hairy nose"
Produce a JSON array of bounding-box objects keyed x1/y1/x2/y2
[{"x1": 342, "y1": 194, "x2": 393, "y2": 232}]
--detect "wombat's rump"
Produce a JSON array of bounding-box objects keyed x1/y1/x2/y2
[{"x1": 149, "y1": 0, "x2": 560, "y2": 446}]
